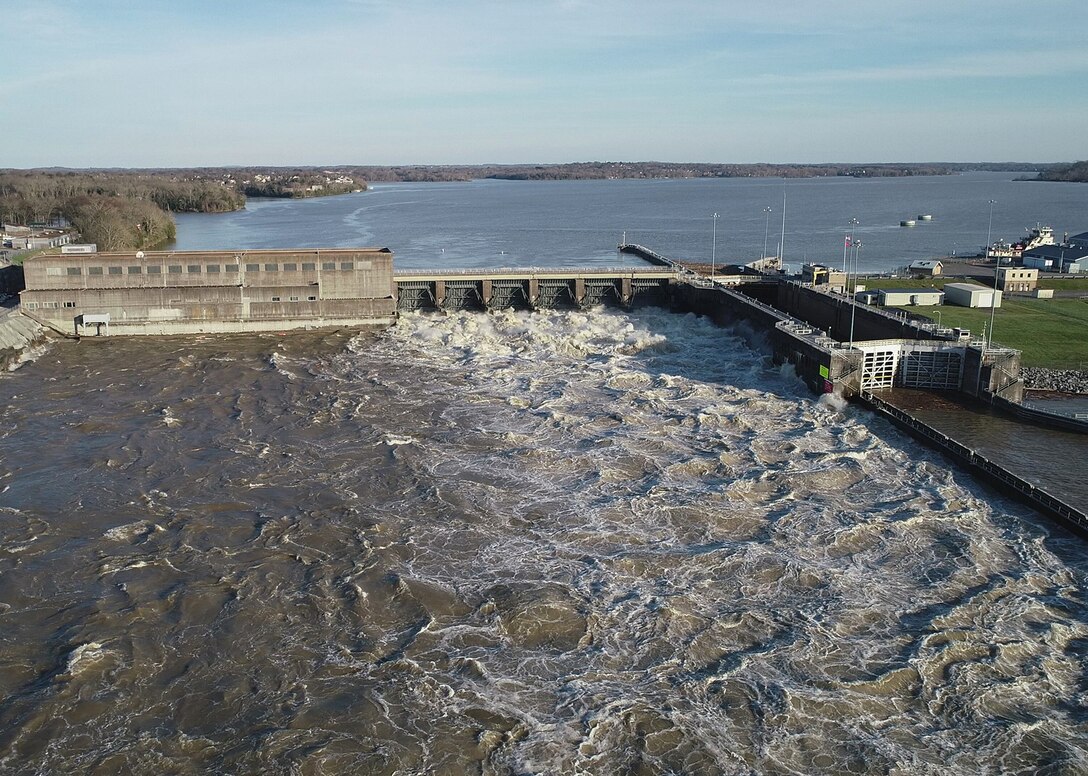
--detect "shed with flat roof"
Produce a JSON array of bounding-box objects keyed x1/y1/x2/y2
[{"x1": 944, "y1": 282, "x2": 1002, "y2": 308}]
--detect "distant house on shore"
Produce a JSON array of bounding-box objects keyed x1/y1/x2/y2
[{"x1": 908, "y1": 259, "x2": 943, "y2": 277}]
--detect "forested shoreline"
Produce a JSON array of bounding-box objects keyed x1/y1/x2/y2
[
  {"x1": 1036, "y1": 161, "x2": 1088, "y2": 182},
  {"x1": 0, "y1": 170, "x2": 360, "y2": 251}
]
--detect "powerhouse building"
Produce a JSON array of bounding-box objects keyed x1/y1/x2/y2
[{"x1": 20, "y1": 248, "x2": 396, "y2": 335}]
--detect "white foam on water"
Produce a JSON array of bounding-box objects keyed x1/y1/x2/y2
[{"x1": 338, "y1": 307, "x2": 1088, "y2": 774}]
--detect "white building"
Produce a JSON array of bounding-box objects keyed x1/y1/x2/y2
[
  {"x1": 873, "y1": 288, "x2": 944, "y2": 306},
  {"x1": 60, "y1": 244, "x2": 98, "y2": 254},
  {"x1": 944, "y1": 282, "x2": 1002, "y2": 308}
]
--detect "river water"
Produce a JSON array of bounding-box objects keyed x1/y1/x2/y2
[
  {"x1": 2, "y1": 310, "x2": 1088, "y2": 774},
  {"x1": 171, "y1": 173, "x2": 1088, "y2": 274}
]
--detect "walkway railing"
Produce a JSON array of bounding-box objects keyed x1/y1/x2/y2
[{"x1": 859, "y1": 390, "x2": 1087, "y2": 534}]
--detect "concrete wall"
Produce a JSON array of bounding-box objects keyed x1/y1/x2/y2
[
  {"x1": 21, "y1": 248, "x2": 395, "y2": 334},
  {"x1": 769, "y1": 281, "x2": 935, "y2": 343},
  {"x1": 673, "y1": 282, "x2": 857, "y2": 395},
  {"x1": 959, "y1": 346, "x2": 1023, "y2": 402}
]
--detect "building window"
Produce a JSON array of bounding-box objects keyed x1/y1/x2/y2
[
  {"x1": 340, "y1": 262, "x2": 354, "y2": 270},
  {"x1": 46, "y1": 267, "x2": 63, "y2": 276},
  {"x1": 25, "y1": 302, "x2": 37, "y2": 310},
  {"x1": 128, "y1": 266, "x2": 142, "y2": 274},
  {"x1": 225, "y1": 265, "x2": 238, "y2": 274},
  {"x1": 168, "y1": 265, "x2": 182, "y2": 274},
  {"x1": 264, "y1": 263, "x2": 278, "y2": 272},
  {"x1": 271, "y1": 296, "x2": 281, "y2": 302},
  {"x1": 88, "y1": 267, "x2": 103, "y2": 276},
  {"x1": 282, "y1": 263, "x2": 297, "y2": 271},
  {"x1": 66, "y1": 267, "x2": 82, "y2": 276},
  {"x1": 63, "y1": 301, "x2": 76, "y2": 308},
  {"x1": 206, "y1": 264, "x2": 220, "y2": 273},
  {"x1": 108, "y1": 266, "x2": 123, "y2": 275},
  {"x1": 147, "y1": 265, "x2": 161, "y2": 274},
  {"x1": 302, "y1": 262, "x2": 315, "y2": 271},
  {"x1": 44, "y1": 301, "x2": 58, "y2": 308},
  {"x1": 246, "y1": 263, "x2": 260, "y2": 272},
  {"x1": 187, "y1": 265, "x2": 201, "y2": 274},
  {"x1": 322, "y1": 262, "x2": 336, "y2": 270},
  {"x1": 307, "y1": 295, "x2": 317, "y2": 301},
  {"x1": 289, "y1": 296, "x2": 299, "y2": 302}
]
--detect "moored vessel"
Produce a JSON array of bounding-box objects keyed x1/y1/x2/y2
[{"x1": 984, "y1": 224, "x2": 1055, "y2": 259}]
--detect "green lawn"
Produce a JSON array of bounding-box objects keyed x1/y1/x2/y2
[
  {"x1": 1037, "y1": 277, "x2": 1088, "y2": 291},
  {"x1": 915, "y1": 299, "x2": 1088, "y2": 369},
  {"x1": 855, "y1": 277, "x2": 1088, "y2": 368},
  {"x1": 859, "y1": 278, "x2": 968, "y2": 291},
  {"x1": 859, "y1": 275, "x2": 1088, "y2": 293}
]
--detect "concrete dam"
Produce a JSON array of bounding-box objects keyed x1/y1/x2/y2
[
  {"x1": 394, "y1": 267, "x2": 674, "y2": 312},
  {"x1": 7, "y1": 244, "x2": 1086, "y2": 535}
]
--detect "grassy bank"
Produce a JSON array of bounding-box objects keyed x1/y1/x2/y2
[
  {"x1": 854, "y1": 276, "x2": 1088, "y2": 368},
  {"x1": 914, "y1": 299, "x2": 1088, "y2": 369},
  {"x1": 859, "y1": 276, "x2": 1088, "y2": 293}
]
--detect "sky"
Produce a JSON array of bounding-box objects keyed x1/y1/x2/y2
[{"x1": 4, "y1": 0, "x2": 1087, "y2": 167}]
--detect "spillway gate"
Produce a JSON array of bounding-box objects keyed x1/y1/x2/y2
[{"x1": 393, "y1": 268, "x2": 676, "y2": 312}]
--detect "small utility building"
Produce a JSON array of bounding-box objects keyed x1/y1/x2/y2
[
  {"x1": 801, "y1": 263, "x2": 847, "y2": 294},
  {"x1": 908, "y1": 259, "x2": 943, "y2": 277},
  {"x1": 944, "y1": 282, "x2": 1002, "y2": 308},
  {"x1": 866, "y1": 288, "x2": 944, "y2": 306},
  {"x1": 996, "y1": 266, "x2": 1038, "y2": 292}
]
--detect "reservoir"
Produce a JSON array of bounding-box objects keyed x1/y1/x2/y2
[{"x1": 171, "y1": 172, "x2": 1088, "y2": 273}]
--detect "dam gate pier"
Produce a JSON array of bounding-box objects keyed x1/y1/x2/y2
[{"x1": 393, "y1": 268, "x2": 675, "y2": 312}]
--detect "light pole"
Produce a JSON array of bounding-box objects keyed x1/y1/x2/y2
[
  {"x1": 762, "y1": 206, "x2": 772, "y2": 260},
  {"x1": 842, "y1": 217, "x2": 859, "y2": 272},
  {"x1": 986, "y1": 199, "x2": 997, "y2": 349},
  {"x1": 711, "y1": 212, "x2": 720, "y2": 280},
  {"x1": 985, "y1": 199, "x2": 996, "y2": 261},
  {"x1": 849, "y1": 239, "x2": 862, "y2": 348}
]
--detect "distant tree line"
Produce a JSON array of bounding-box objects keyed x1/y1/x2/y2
[
  {"x1": 1036, "y1": 161, "x2": 1088, "y2": 182},
  {"x1": 0, "y1": 171, "x2": 243, "y2": 250},
  {"x1": 64, "y1": 196, "x2": 177, "y2": 251},
  {"x1": 340, "y1": 161, "x2": 1059, "y2": 183}
]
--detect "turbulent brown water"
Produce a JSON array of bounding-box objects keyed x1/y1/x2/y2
[{"x1": 1, "y1": 309, "x2": 1087, "y2": 775}]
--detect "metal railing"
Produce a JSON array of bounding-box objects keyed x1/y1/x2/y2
[{"x1": 859, "y1": 390, "x2": 1088, "y2": 533}]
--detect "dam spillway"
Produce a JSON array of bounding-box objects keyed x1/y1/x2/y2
[{"x1": 393, "y1": 267, "x2": 676, "y2": 312}]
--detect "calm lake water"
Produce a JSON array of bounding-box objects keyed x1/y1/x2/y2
[{"x1": 172, "y1": 172, "x2": 1088, "y2": 274}]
